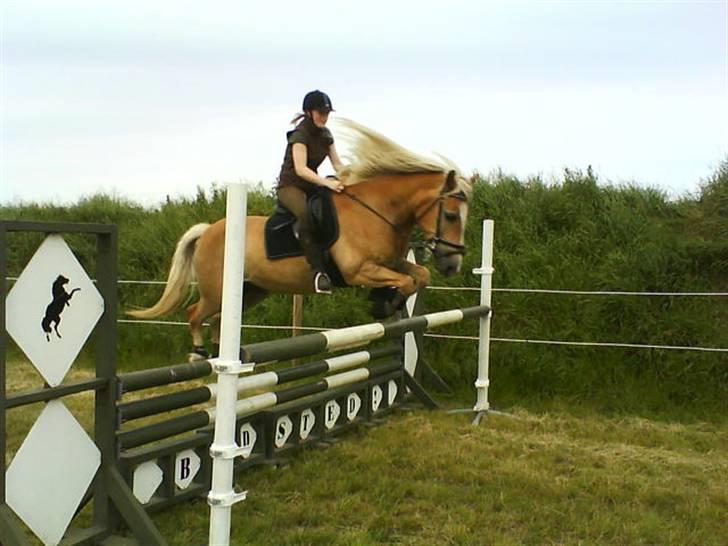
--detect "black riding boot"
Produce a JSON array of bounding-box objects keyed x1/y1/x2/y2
[{"x1": 299, "y1": 229, "x2": 332, "y2": 294}]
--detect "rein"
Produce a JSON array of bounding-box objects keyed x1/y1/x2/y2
[
  {"x1": 341, "y1": 182, "x2": 467, "y2": 257},
  {"x1": 341, "y1": 190, "x2": 407, "y2": 234}
]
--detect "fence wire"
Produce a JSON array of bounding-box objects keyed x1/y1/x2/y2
[
  {"x1": 118, "y1": 318, "x2": 728, "y2": 354},
  {"x1": 8, "y1": 277, "x2": 728, "y2": 297},
  {"x1": 8, "y1": 276, "x2": 724, "y2": 353},
  {"x1": 423, "y1": 333, "x2": 728, "y2": 353}
]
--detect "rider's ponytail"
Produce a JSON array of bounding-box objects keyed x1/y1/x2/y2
[{"x1": 289, "y1": 113, "x2": 306, "y2": 125}]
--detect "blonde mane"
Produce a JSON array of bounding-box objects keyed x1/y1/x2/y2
[{"x1": 334, "y1": 118, "x2": 472, "y2": 197}]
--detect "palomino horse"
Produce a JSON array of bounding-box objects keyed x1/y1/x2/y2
[{"x1": 128, "y1": 119, "x2": 472, "y2": 359}]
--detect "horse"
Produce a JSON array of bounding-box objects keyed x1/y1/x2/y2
[
  {"x1": 41, "y1": 275, "x2": 81, "y2": 341},
  {"x1": 128, "y1": 119, "x2": 472, "y2": 360}
]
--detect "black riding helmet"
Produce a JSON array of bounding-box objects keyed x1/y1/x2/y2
[{"x1": 302, "y1": 90, "x2": 334, "y2": 113}]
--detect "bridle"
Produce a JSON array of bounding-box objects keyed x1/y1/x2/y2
[
  {"x1": 341, "y1": 177, "x2": 467, "y2": 258},
  {"x1": 415, "y1": 189, "x2": 467, "y2": 258}
]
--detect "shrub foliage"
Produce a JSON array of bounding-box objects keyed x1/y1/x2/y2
[{"x1": 2, "y1": 165, "x2": 726, "y2": 416}]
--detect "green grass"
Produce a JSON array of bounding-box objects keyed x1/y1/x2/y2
[
  {"x1": 5, "y1": 356, "x2": 727, "y2": 545},
  {"x1": 150, "y1": 408, "x2": 728, "y2": 546}
]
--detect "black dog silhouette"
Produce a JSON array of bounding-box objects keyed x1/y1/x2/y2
[{"x1": 41, "y1": 275, "x2": 81, "y2": 341}]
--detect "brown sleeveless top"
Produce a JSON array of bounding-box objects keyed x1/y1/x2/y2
[{"x1": 277, "y1": 117, "x2": 334, "y2": 192}]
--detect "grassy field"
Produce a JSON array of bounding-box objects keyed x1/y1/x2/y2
[
  {"x1": 156, "y1": 407, "x2": 728, "y2": 546},
  {"x1": 5, "y1": 359, "x2": 727, "y2": 546}
]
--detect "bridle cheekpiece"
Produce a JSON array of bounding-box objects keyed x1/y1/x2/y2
[{"x1": 417, "y1": 188, "x2": 468, "y2": 259}]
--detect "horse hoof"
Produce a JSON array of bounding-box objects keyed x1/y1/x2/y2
[
  {"x1": 368, "y1": 286, "x2": 398, "y2": 302},
  {"x1": 369, "y1": 286, "x2": 407, "y2": 319},
  {"x1": 188, "y1": 346, "x2": 210, "y2": 362},
  {"x1": 390, "y1": 292, "x2": 407, "y2": 312},
  {"x1": 187, "y1": 352, "x2": 208, "y2": 363},
  {"x1": 370, "y1": 298, "x2": 398, "y2": 319},
  {"x1": 368, "y1": 286, "x2": 405, "y2": 319},
  {"x1": 370, "y1": 300, "x2": 390, "y2": 319}
]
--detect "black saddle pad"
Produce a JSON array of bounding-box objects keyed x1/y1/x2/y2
[{"x1": 264, "y1": 188, "x2": 346, "y2": 287}]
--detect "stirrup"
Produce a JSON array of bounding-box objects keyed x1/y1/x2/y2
[{"x1": 314, "y1": 272, "x2": 333, "y2": 294}]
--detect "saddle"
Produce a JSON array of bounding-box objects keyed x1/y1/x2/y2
[{"x1": 264, "y1": 187, "x2": 347, "y2": 287}]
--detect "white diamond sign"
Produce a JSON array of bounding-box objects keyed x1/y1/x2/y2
[
  {"x1": 6, "y1": 235, "x2": 104, "y2": 386},
  {"x1": 299, "y1": 409, "x2": 316, "y2": 440},
  {"x1": 6, "y1": 400, "x2": 101, "y2": 546},
  {"x1": 238, "y1": 422, "x2": 258, "y2": 458},
  {"x1": 324, "y1": 400, "x2": 341, "y2": 430},
  {"x1": 346, "y1": 393, "x2": 362, "y2": 421},
  {"x1": 133, "y1": 461, "x2": 164, "y2": 504},
  {"x1": 274, "y1": 416, "x2": 293, "y2": 448},
  {"x1": 404, "y1": 331, "x2": 418, "y2": 376},
  {"x1": 371, "y1": 385, "x2": 383, "y2": 412},
  {"x1": 388, "y1": 379, "x2": 398, "y2": 406},
  {"x1": 175, "y1": 449, "x2": 201, "y2": 490}
]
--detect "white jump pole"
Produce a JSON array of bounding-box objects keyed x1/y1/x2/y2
[
  {"x1": 208, "y1": 183, "x2": 254, "y2": 546},
  {"x1": 472, "y1": 220, "x2": 494, "y2": 423}
]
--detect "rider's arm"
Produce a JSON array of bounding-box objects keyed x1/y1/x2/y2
[
  {"x1": 328, "y1": 143, "x2": 344, "y2": 172},
  {"x1": 292, "y1": 143, "x2": 343, "y2": 192}
]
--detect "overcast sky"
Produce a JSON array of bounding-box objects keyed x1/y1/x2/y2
[{"x1": 1, "y1": 0, "x2": 727, "y2": 205}]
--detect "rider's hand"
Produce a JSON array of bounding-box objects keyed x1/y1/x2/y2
[{"x1": 326, "y1": 178, "x2": 344, "y2": 192}]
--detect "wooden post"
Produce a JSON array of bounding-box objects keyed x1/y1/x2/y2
[
  {"x1": 292, "y1": 295, "x2": 303, "y2": 365},
  {"x1": 292, "y1": 295, "x2": 303, "y2": 337}
]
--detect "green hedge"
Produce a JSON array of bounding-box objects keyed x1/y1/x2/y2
[{"x1": 2, "y1": 164, "x2": 726, "y2": 416}]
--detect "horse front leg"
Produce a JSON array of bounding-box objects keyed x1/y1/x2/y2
[
  {"x1": 396, "y1": 260, "x2": 431, "y2": 292},
  {"x1": 346, "y1": 262, "x2": 418, "y2": 319},
  {"x1": 209, "y1": 314, "x2": 221, "y2": 358},
  {"x1": 377, "y1": 261, "x2": 430, "y2": 317}
]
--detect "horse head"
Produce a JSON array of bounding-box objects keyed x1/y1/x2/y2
[{"x1": 416, "y1": 170, "x2": 470, "y2": 277}]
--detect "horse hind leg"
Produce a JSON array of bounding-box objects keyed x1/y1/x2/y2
[
  {"x1": 185, "y1": 299, "x2": 219, "y2": 361},
  {"x1": 53, "y1": 318, "x2": 62, "y2": 339},
  {"x1": 243, "y1": 282, "x2": 269, "y2": 310},
  {"x1": 195, "y1": 283, "x2": 269, "y2": 359},
  {"x1": 209, "y1": 282, "x2": 269, "y2": 356}
]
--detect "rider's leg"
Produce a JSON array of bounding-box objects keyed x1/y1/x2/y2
[{"x1": 277, "y1": 186, "x2": 332, "y2": 293}]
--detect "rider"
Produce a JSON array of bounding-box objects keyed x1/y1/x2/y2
[{"x1": 277, "y1": 90, "x2": 345, "y2": 294}]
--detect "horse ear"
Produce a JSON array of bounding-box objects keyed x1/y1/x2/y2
[{"x1": 445, "y1": 170, "x2": 457, "y2": 192}]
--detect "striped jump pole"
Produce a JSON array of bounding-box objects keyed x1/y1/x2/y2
[
  {"x1": 116, "y1": 302, "x2": 491, "y2": 450},
  {"x1": 117, "y1": 359, "x2": 402, "y2": 450},
  {"x1": 240, "y1": 306, "x2": 489, "y2": 365},
  {"x1": 117, "y1": 345, "x2": 400, "y2": 423},
  {"x1": 115, "y1": 342, "x2": 406, "y2": 516},
  {"x1": 120, "y1": 360, "x2": 214, "y2": 393}
]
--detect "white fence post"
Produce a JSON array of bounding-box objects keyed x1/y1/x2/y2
[
  {"x1": 208, "y1": 183, "x2": 253, "y2": 546},
  {"x1": 473, "y1": 220, "x2": 494, "y2": 414}
]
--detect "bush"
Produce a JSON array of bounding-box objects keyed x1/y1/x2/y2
[{"x1": 2, "y1": 166, "x2": 726, "y2": 417}]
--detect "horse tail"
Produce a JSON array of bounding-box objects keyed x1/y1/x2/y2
[{"x1": 127, "y1": 223, "x2": 210, "y2": 319}]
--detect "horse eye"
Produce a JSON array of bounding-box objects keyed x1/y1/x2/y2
[{"x1": 444, "y1": 211, "x2": 459, "y2": 222}]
